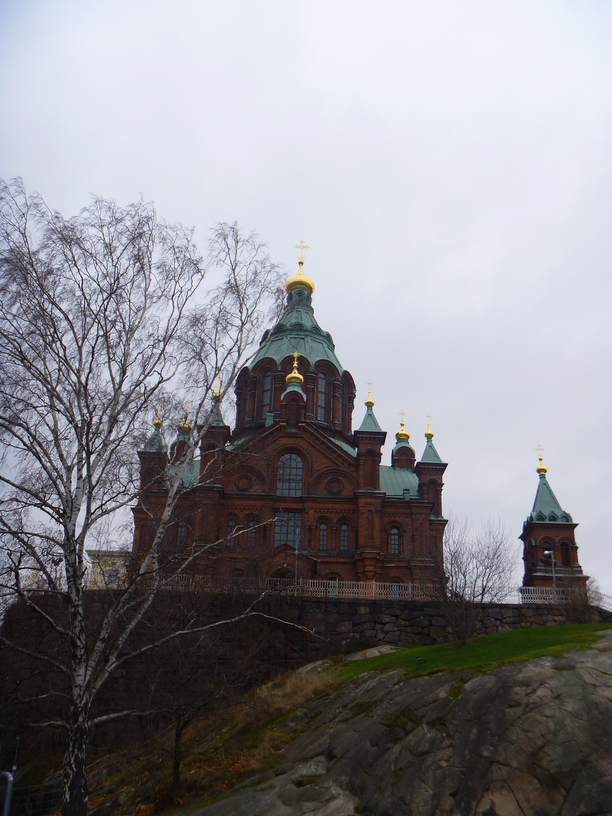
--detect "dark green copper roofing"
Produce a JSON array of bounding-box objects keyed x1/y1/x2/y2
[
  {"x1": 379, "y1": 465, "x2": 420, "y2": 497},
  {"x1": 420, "y1": 437, "x2": 443, "y2": 463},
  {"x1": 393, "y1": 438, "x2": 415, "y2": 456},
  {"x1": 209, "y1": 398, "x2": 226, "y2": 427},
  {"x1": 250, "y1": 288, "x2": 343, "y2": 372},
  {"x1": 357, "y1": 405, "x2": 383, "y2": 432},
  {"x1": 527, "y1": 473, "x2": 573, "y2": 524},
  {"x1": 143, "y1": 428, "x2": 164, "y2": 452},
  {"x1": 282, "y1": 381, "x2": 307, "y2": 400}
]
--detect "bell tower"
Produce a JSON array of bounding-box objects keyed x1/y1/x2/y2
[{"x1": 520, "y1": 449, "x2": 587, "y2": 590}]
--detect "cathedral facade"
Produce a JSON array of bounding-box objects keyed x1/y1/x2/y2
[{"x1": 132, "y1": 255, "x2": 448, "y2": 586}]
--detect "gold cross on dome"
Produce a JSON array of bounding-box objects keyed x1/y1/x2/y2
[
  {"x1": 399, "y1": 410, "x2": 406, "y2": 421},
  {"x1": 536, "y1": 444, "x2": 545, "y2": 459},
  {"x1": 294, "y1": 241, "x2": 309, "y2": 262},
  {"x1": 292, "y1": 351, "x2": 299, "y2": 365}
]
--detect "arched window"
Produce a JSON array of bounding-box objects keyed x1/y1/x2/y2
[
  {"x1": 260, "y1": 371, "x2": 272, "y2": 418},
  {"x1": 276, "y1": 453, "x2": 303, "y2": 496},
  {"x1": 319, "y1": 524, "x2": 328, "y2": 551},
  {"x1": 247, "y1": 520, "x2": 256, "y2": 547},
  {"x1": 390, "y1": 527, "x2": 400, "y2": 556},
  {"x1": 561, "y1": 541, "x2": 571, "y2": 566},
  {"x1": 176, "y1": 520, "x2": 186, "y2": 551},
  {"x1": 227, "y1": 519, "x2": 236, "y2": 547},
  {"x1": 317, "y1": 372, "x2": 327, "y2": 422},
  {"x1": 340, "y1": 524, "x2": 349, "y2": 551}
]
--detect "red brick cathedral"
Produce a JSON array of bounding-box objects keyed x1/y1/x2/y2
[{"x1": 133, "y1": 254, "x2": 449, "y2": 585}]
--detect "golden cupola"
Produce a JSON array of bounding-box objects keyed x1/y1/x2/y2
[{"x1": 285, "y1": 240, "x2": 315, "y2": 296}]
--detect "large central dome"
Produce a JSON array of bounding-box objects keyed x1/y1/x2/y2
[{"x1": 250, "y1": 287, "x2": 343, "y2": 372}]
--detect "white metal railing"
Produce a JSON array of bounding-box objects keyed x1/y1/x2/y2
[
  {"x1": 138, "y1": 574, "x2": 439, "y2": 601},
  {"x1": 518, "y1": 585, "x2": 612, "y2": 612},
  {"x1": 134, "y1": 574, "x2": 612, "y2": 611}
]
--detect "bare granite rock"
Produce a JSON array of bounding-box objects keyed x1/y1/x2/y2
[{"x1": 187, "y1": 630, "x2": 612, "y2": 816}]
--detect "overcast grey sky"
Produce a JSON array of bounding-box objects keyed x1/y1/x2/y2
[{"x1": 1, "y1": 1, "x2": 610, "y2": 591}]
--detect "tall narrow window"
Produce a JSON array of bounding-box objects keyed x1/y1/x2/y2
[
  {"x1": 340, "y1": 524, "x2": 349, "y2": 551},
  {"x1": 339, "y1": 382, "x2": 344, "y2": 430},
  {"x1": 227, "y1": 519, "x2": 236, "y2": 547},
  {"x1": 176, "y1": 520, "x2": 186, "y2": 551},
  {"x1": 317, "y1": 372, "x2": 327, "y2": 421},
  {"x1": 319, "y1": 524, "x2": 328, "y2": 551},
  {"x1": 276, "y1": 453, "x2": 303, "y2": 496},
  {"x1": 260, "y1": 371, "x2": 272, "y2": 418},
  {"x1": 274, "y1": 513, "x2": 301, "y2": 549},
  {"x1": 247, "y1": 520, "x2": 256, "y2": 547},
  {"x1": 390, "y1": 527, "x2": 400, "y2": 556}
]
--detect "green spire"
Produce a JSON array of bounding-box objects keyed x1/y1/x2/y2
[
  {"x1": 142, "y1": 410, "x2": 164, "y2": 452},
  {"x1": 143, "y1": 427, "x2": 164, "y2": 452},
  {"x1": 358, "y1": 404, "x2": 383, "y2": 432},
  {"x1": 210, "y1": 398, "x2": 226, "y2": 427},
  {"x1": 420, "y1": 417, "x2": 443, "y2": 463},
  {"x1": 528, "y1": 467, "x2": 573, "y2": 524},
  {"x1": 421, "y1": 437, "x2": 443, "y2": 463}
]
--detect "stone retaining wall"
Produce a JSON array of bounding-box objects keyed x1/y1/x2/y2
[{"x1": 291, "y1": 599, "x2": 612, "y2": 651}]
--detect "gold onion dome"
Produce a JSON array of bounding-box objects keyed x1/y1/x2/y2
[
  {"x1": 286, "y1": 351, "x2": 304, "y2": 385},
  {"x1": 536, "y1": 450, "x2": 548, "y2": 475},
  {"x1": 425, "y1": 416, "x2": 434, "y2": 439},
  {"x1": 177, "y1": 406, "x2": 191, "y2": 434},
  {"x1": 396, "y1": 415, "x2": 410, "y2": 442},
  {"x1": 285, "y1": 241, "x2": 315, "y2": 296},
  {"x1": 364, "y1": 383, "x2": 375, "y2": 408},
  {"x1": 153, "y1": 406, "x2": 163, "y2": 429}
]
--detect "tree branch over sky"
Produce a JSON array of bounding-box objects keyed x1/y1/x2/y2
[{"x1": 0, "y1": 178, "x2": 285, "y2": 816}]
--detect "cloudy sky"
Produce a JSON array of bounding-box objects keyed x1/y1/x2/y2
[{"x1": 1, "y1": 1, "x2": 611, "y2": 591}]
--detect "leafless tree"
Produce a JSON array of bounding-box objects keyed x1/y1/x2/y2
[
  {"x1": 0, "y1": 179, "x2": 286, "y2": 816},
  {"x1": 432, "y1": 518, "x2": 517, "y2": 644}
]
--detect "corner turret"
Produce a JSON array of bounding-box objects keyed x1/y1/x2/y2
[{"x1": 414, "y1": 416, "x2": 447, "y2": 518}]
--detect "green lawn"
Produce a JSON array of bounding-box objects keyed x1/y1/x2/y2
[{"x1": 335, "y1": 623, "x2": 612, "y2": 681}]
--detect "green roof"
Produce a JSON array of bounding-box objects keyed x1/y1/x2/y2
[
  {"x1": 330, "y1": 437, "x2": 357, "y2": 457},
  {"x1": 250, "y1": 288, "x2": 343, "y2": 371},
  {"x1": 392, "y1": 439, "x2": 415, "y2": 456},
  {"x1": 142, "y1": 428, "x2": 164, "y2": 452},
  {"x1": 357, "y1": 405, "x2": 383, "y2": 432},
  {"x1": 209, "y1": 399, "x2": 226, "y2": 427},
  {"x1": 527, "y1": 474, "x2": 573, "y2": 524},
  {"x1": 379, "y1": 466, "x2": 420, "y2": 498},
  {"x1": 420, "y1": 437, "x2": 443, "y2": 463}
]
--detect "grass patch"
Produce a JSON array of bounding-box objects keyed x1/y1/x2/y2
[{"x1": 334, "y1": 624, "x2": 612, "y2": 682}]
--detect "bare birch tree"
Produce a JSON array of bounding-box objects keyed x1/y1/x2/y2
[
  {"x1": 432, "y1": 519, "x2": 517, "y2": 644},
  {"x1": 0, "y1": 179, "x2": 285, "y2": 816}
]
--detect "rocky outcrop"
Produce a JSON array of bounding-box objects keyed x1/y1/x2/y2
[{"x1": 188, "y1": 630, "x2": 612, "y2": 816}]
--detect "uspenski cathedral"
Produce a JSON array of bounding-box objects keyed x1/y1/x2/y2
[{"x1": 91, "y1": 248, "x2": 588, "y2": 593}]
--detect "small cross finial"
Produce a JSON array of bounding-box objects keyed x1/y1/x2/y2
[
  {"x1": 535, "y1": 444, "x2": 547, "y2": 474},
  {"x1": 399, "y1": 410, "x2": 405, "y2": 421},
  {"x1": 292, "y1": 351, "x2": 299, "y2": 365},
  {"x1": 425, "y1": 413, "x2": 434, "y2": 439},
  {"x1": 294, "y1": 241, "x2": 309, "y2": 262},
  {"x1": 365, "y1": 380, "x2": 375, "y2": 407}
]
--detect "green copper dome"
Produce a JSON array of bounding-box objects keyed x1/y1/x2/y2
[{"x1": 250, "y1": 288, "x2": 343, "y2": 372}]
